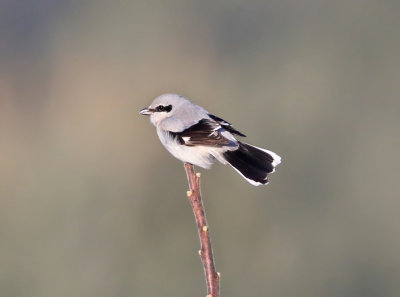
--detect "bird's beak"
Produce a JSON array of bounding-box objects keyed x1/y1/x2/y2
[{"x1": 139, "y1": 107, "x2": 153, "y2": 115}]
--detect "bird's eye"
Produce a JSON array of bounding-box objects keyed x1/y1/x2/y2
[{"x1": 156, "y1": 105, "x2": 172, "y2": 112}]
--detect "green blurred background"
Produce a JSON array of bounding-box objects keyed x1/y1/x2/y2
[{"x1": 1, "y1": 1, "x2": 399, "y2": 296}]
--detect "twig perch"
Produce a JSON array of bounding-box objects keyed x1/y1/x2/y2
[{"x1": 184, "y1": 163, "x2": 220, "y2": 297}]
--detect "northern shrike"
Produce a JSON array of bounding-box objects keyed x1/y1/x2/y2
[{"x1": 140, "y1": 94, "x2": 281, "y2": 186}]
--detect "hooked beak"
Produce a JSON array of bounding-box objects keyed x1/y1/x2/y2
[{"x1": 139, "y1": 107, "x2": 154, "y2": 115}]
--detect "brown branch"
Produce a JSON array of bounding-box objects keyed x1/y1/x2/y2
[{"x1": 184, "y1": 163, "x2": 220, "y2": 297}]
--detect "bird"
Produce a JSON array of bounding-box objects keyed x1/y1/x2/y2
[{"x1": 140, "y1": 94, "x2": 281, "y2": 186}]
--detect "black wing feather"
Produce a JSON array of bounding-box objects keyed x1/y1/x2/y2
[
  {"x1": 208, "y1": 114, "x2": 246, "y2": 137},
  {"x1": 169, "y1": 119, "x2": 231, "y2": 147}
]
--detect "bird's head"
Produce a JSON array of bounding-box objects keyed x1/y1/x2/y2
[{"x1": 140, "y1": 93, "x2": 189, "y2": 126}]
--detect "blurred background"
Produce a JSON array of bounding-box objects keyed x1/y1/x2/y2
[{"x1": 1, "y1": 1, "x2": 399, "y2": 296}]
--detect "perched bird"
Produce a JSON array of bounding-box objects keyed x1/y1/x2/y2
[{"x1": 140, "y1": 94, "x2": 281, "y2": 185}]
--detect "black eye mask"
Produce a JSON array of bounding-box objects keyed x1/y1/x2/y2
[{"x1": 155, "y1": 105, "x2": 172, "y2": 112}]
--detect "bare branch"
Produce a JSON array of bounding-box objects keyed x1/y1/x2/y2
[{"x1": 184, "y1": 163, "x2": 220, "y2": 297}]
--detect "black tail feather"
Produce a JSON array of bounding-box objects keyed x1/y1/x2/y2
[{"x1": 223, "y1": 142, "x2": 281, "y2": 186}]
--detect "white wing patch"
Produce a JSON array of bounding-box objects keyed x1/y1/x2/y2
[
  {"x1": 182, "y1": 136, "x2": 191, "y2": 143},
  {"x1": 208, "y1": 130, "x2": 219, "y2": 137}
]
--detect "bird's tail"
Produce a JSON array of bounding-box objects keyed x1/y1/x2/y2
[{"x1": 223, "y1": 142, "x2": 281, "y2": 186}]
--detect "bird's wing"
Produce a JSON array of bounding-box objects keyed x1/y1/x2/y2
[
  {"x1": 169, "y1": 119, "x2": 235, "y2": 147},
  {"x1": 208, "y1": 114, "x2": 246, "y2": 137}
]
